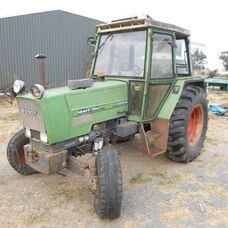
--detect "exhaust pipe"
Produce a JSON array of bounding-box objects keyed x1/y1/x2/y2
[{"x1": 35, "y1": 54, "x2": 47, "y2": 86}]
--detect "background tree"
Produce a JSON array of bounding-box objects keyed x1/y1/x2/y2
[
  {"x1": 219, "y1": 51, "x2": 228, "y2": 71},
  {"x1": 192, "y1": 48, "x2": 207, "y2": 70}
]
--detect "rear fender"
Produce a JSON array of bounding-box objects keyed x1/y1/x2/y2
[
  {"x1": 184, "y1": 78, "x2": 206, "y2": 91},
  {"x1": 157, "y1": 78, "x2": 205, "y2": 120}
]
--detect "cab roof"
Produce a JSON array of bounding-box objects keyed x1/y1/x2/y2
[{"x1": 96, "y1": 15, "x2": 190, "y2": 37}]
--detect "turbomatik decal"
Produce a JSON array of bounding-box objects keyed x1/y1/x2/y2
[{"x1": 112, "y1": 101, "x2": 128, "y2": 107}]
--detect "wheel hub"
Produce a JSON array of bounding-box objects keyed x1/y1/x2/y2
[{"x1": 187, "y1": 105, "x2": 204, "y2": 147}]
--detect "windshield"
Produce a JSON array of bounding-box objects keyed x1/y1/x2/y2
[{"x1": 94, "y1": 30, "x2": 147, "y2": 77}]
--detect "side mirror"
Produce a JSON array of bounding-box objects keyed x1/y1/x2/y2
[
  {"x1": 168, "y1": 40, "x2": 177, "y2": 48},
  {"x1": 186, "y1": 38, "x2": 190, "y2": 46},
  {"x1": 156, "y1": 38, "x2": 177, "y2": 52},
  {"x1": 87, "y1": 37, "x2": 96, "y2": 47}
]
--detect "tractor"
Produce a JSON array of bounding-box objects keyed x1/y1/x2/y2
[{"x1": 7, "y1": 15, "x2": 208, "y2": 220}]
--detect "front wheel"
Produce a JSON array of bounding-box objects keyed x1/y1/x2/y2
[
  {"x1": 94, "y1": 149, "x2": 122, "y2": 220},
  {"x1": 7, "y1": 129, "x2": 38, "y2": 175},
  {"x1": 166, "y1": 86, "x2": 208, "y2": 163}
]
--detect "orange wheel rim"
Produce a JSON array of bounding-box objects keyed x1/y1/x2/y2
[
  {"x1": 187, "y1": 105, "x2": 204, "y2": 147},
  {"x1": 19, "y1": 147, "x2": 27, "y2": 165}
]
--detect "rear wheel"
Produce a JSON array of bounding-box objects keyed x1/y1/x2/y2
[
  {"x1": 166, "y1": 86, "x2": 208, "y2": 163},
  {"x1": 7, "y1": 129, "x2": 38, "y2": 175},
  {"x1": 94, "y1": 149, "x2": 122, "y2": 219}
]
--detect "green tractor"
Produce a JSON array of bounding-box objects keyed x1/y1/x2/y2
[{"x1": 8, "y1": 16, "x2": 208, "y2": 220}]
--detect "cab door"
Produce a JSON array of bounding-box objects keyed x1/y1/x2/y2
[{"x1": 144, "y1": 32, "x2": 176, "y2": 120}]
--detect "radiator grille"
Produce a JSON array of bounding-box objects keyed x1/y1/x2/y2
[
  {"x1": 31, "y1": 129, "x2": 40, "y2": 140},
  {"x1": 17, "y1": 98, "x2": 45, "y2": 132}
]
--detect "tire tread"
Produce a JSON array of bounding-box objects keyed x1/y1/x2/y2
[
  {"x1": 94, "y1": 149, "x2": 122, "y2": 219},
  {"x1": 166, "y1": 86, "x2": 208, "y2": 163},
  {"x1": 7, "y1": 129, "x2": 37, "y2": 175}
]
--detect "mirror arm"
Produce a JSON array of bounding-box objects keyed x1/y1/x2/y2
[{"x1": 87, "y1": 37, "x2": 96, "y2": 47}]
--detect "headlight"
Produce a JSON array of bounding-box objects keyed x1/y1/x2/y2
[
  {"x1": 30, "y1": 84, "x2": 45, "y2": 99},
  {"x1": 13, "y1": 80, "x2": 25, "y2": 94},
  {"x1": 40, "y1": 132, "x2": 48, "y2": 143},
  {"x1": 25, "y1": 128, "x2": 31, "y2": 138}
]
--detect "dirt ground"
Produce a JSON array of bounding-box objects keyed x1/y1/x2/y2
[{"x1": 0, "y1": 90, "x2": 228, "y2": 228}]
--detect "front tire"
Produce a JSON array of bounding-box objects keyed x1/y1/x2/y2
[
  {"x1": 166, "y1": 86, "x2": 208, "y2": 163},
  {"x1": 7, "y1": 129, "x2": 38, "y2": 175},
  {"x1": 94, "y1": 149, "x2": 122, "y2": 220}
]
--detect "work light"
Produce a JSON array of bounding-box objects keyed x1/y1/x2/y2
[
  {"x1": 30, "y1": 84, "x2": 45, "y2": 99},
  {"x1": 13, "y1": 80, "x2": 25, "y2": 94},
  {"x1": 25, "y1": 128, "x2": 31, "y2": 138},
  {"x1": 40, "y1": 132, "x2": 48, "y2": 143}
]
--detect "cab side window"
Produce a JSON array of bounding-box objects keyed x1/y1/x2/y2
[
  {"x1": 151, "y1": 33, "x2": 173, "y2": 79},
  {"x1": 176, "y1": 39, "x2": 190, "y2": 75}
]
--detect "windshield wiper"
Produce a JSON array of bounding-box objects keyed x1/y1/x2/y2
[{"x1": 93, "y1": 34, "x2": 113, "y2": 58}]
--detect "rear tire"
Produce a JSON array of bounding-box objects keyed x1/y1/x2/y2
[
  {"x1": 94, "y1": 149, "x2": 122, "y2": 220},
  {"x1": 166, "y1": 86, "x2": 208, "y2": 163},
  {"x1": 7, "y1": 129, "x2": 38, "y2": 175}
]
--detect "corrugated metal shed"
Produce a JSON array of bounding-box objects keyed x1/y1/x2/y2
[{"x1": 0, "y1": 10, "x2": 103, "y2": 88}]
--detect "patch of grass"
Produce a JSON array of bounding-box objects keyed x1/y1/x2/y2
[
  {"x1": 24, "y1": 214, "x2": 39, "y2": 224},
  {"x1": 205, "y1": 136, "x2": 218, "y2": 146},
  {"x1": 158, "y1": 177, "x2": 179, "y2": 186},
  {"x1": 192, "y1": 159, "x2": 203, "y2": 162},
  {"x1": 213, "y1": 154, "x2": 220, "y2": 158},
  {"x1": 54, "y1": 186, "x2": 89, "y2": 200},
  {"x1": 160, "y1": 203, "x2": 193, "y2": 222},
  {"x1": 0, "y1": 112, "x2": 19, "y2": 121},
  {"x1": 9, "y1": 112, "x2": 19, "y2": 120},
  {"x1": 55, "y1": 188, "x2": 83, "y2": 200},
  {"x1": 70, "y1": 208, "x2": 79, "y2": 214},
  {"x1": 216, "y1": 94, "x2": 228, "y2": 103},
  {"x1": 204, "y1": 199, "x2": 214, "y2": 207},
  {"x1": 151, "y1": 172, "x2": 179, "y2": 186},
  {"x1": 201, "y1": 148, "x2": 206, "y2": 153},
  {"x1": 152, "y1": 172, "x2": 167, "y2": 179},
  {"x1": 56, "y1": 189, "x2": 75, "y2": 200},
  {"x1": 88, "y1": 208, "x2": 96, "y2": 216},
  {"x1": 130, "y1": 173, "x2": 152, "y2": 184}
]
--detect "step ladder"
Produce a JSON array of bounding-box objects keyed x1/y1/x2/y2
[{"x1": 139, "y1": 118, "x2": 169, "y2": 157}]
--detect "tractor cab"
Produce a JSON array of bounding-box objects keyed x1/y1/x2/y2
[{"x1": 91, "y1": 16, "x2": 192, "y2": 122}]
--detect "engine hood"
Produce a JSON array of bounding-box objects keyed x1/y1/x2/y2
[{"x1": 17, "y1": 80, "x2": 128, "y2": 144}]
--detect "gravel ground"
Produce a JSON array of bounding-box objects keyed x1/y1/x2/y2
[{"x1": 0, "y1": 90, "x2": 228, "y2": 228}]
